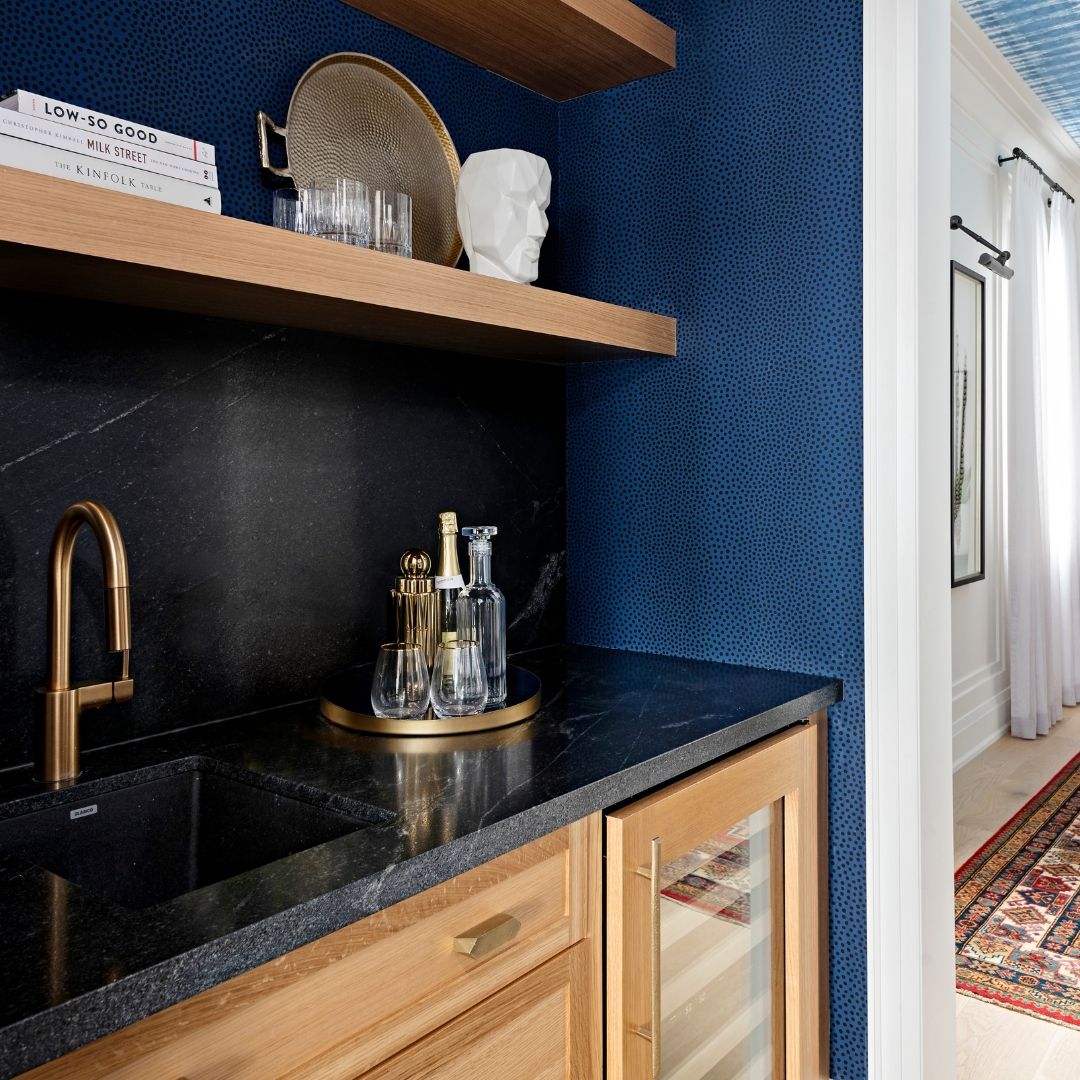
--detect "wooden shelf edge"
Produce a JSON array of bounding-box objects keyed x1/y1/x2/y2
[
  {"x1": 0, "y1": 168, "x2": 675, "y2": 363},
  {"x1": 340, "y1": 0, "x2": 675, "y2": 101}
]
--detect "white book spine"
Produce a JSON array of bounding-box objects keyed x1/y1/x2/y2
[
  {"x1": 0, "y1": 90, "x2": 216, "y2": 165},
  {"x1": 0, "y1": 135, "x2": 221, "y2": 214},
  {"x1": 0, "y1": 109, "x2": 218, "y2": 187}
]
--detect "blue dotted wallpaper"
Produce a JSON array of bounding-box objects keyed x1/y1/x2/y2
[
  {"x1": 558, "y1": 0, "x2": 865, "y2": 1075},
  {"x1": 0, "y1": 0, "x2": 557, "y2": 230},
  {"x1": 2, "y1": 0, "x2": 865, "y2": 1073}
]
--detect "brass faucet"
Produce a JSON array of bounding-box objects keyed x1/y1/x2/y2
[{"x1": 36, "y1": 500, "x2": 134, "y2": 784}]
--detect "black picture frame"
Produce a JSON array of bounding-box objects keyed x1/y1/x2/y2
[{"x1": 950, "y1": 260, "x2": 986, "y2": 587}]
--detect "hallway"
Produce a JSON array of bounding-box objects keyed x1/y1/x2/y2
[{"x1": 955, "y1": 707, "x2": 1080, "y2": 1077}]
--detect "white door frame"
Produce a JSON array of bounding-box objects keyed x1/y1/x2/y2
[{"x1": 863, "y1": 0, "x2": 957, "y2": 1075}]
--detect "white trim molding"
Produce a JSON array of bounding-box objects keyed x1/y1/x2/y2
[
  {"x1": 953, "y1": 689, "x2": 1011, "y2": 771},
  {"x1": 864, "y1": 0, "x2": 956, "y2": 1075}
]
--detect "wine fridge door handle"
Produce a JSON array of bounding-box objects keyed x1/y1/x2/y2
[{"x1": 633, "y1": 836, "x2": 663, "y2": 1077}]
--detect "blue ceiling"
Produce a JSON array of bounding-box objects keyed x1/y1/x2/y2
[{"x1": 962, "y1": 0, "x2": 1080, "y2": 145}]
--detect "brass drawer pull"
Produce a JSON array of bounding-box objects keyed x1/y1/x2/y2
[{"x1": 453, "y1": 913, "x2": 521, "y2": 958}]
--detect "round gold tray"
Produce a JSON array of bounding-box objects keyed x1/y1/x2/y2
[
  {"x1": 257, "y1": 53, "x2": 462, "y2": 267},
  {"x1": 319, "y1": 663, "x2": 541, "y2": 736}
]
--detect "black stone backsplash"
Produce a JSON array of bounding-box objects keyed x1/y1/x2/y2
[{"x1": 0, "y1": 296, "x2": 565, "y2": 770}]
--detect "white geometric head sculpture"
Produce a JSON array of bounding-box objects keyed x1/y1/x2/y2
[{"x1": 456, "y1": 149, "x2": 552, "y2": 284}]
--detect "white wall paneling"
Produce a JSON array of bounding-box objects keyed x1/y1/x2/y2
[{"x1": 950, "y1": 4, "x2": 1080, "y2": 767}]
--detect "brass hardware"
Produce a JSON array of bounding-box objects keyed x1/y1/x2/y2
[
  {"x1": 649, "y1": 836, "x2": 662, "y2": 1077},
  {"x1": 35, "y1": 501, "x2": 133, "y2": 785},
  {"x1": 631, "y1": 837, "x2": 662, "y2": 1076},
  {"x1": 255, "y1": 110, "x2": 290, "y2": 180},
  {"x1": 453, "y1": 913, "x2": 521, "y2": 958}
]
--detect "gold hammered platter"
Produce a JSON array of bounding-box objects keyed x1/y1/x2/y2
[
  {"x1": 319, "y1": 663, "x2": 541, "y2": 736},
  {"x1": 257, "y1": 53, "x2": 462, "y2": 266}
]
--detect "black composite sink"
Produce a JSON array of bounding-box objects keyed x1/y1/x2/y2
[{"x1": 0, "y1": 765, "x2": 388, "y2": 910}]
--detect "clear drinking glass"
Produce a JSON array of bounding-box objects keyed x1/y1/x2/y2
[
  {"x1": 370, "y1": 642, "x2": 430, "y2": 719},
  {"x1": 370, "y1": 190, "x2": 413, "y2": 258},
  {"x1": 430, "y1": 640, "x2": 487, "y2": 717},
  {"x1": 272, "y1": 188, "x2": 304, "y2": 233},
  {"x1": 302, "y1": 177, "x2": 370, "y2": 246}
]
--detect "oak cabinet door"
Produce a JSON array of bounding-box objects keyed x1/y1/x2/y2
[{"x1": 606, "y1": 718, "x2": 826, "y2": 1080}]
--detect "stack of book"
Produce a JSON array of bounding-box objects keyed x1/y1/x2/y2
[{"x1": 0, "y1": 90, "x2": 220, "y2": 214}]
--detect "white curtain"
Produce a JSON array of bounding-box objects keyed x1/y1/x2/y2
[
  {"x1": 1048, "y1": 194, "x2": 1080, "y2": 707},
  {"x1": 1006, "y1": 160, "x2": 1060, "y2": 738}
]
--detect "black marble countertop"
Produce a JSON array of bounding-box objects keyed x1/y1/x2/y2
[{"x1": 0, "y1": 644, "x2": 840, "y2": 1076}]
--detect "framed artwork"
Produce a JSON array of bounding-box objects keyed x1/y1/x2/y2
[{"x1": 951, "y1": 260, "x2": 985, "y2": 587}]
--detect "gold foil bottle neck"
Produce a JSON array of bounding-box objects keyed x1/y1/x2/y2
[
  {"x1": 438, "y1": 511, "x2": 459, "y2": 536},
  {"x1": 396, "y1": 548, "x2": 434, "y2": 594}
]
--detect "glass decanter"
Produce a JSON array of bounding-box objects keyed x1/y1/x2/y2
[{"x1": 456, "y1": 526, "x2": 507, "y2": 704}]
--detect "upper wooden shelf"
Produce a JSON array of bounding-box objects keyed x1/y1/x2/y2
[
  {"x1": 0, "y1": 168, "x2": 675, "y2": 363},
  {"x1": 342, "y1": 0, "x2": 675, "y2": 100}
]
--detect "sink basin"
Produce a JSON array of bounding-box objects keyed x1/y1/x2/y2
[{"x1": 0, "y1": 764, "x2": 389, "y2": 910}]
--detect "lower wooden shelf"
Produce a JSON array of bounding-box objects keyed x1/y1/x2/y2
[{"x1": 0, "y1": 167, "x2": 676, "y2": 363}]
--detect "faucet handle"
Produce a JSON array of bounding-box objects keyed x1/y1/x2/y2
[{"x1": 71, "y1": 676, "x2": 134, "y2": 710}]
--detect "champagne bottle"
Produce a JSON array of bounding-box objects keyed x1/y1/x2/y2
[{"x1": 435, "y1": 511, "x2": 464, "y2": 642}]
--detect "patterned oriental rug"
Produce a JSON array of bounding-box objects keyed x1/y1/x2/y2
[
  {"x1": 956, "y1": 751, "x2": 1080, "y2": 1028},
  {"x1": 661, "y1": 828, "x2": 751, "y2": 927}
]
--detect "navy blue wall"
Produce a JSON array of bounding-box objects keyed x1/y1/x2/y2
[
  {"x1": 3, "y1": 0, "x2": 865, "y2": 1072},
  {"x1": 559, "y1": 1, "x2": 865, "y2": 1075}
]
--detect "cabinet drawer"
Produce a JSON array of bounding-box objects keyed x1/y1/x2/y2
[
  {"x1": 360, "y1": 944, "x2": 592, "y2": 1080},
  {"x1": 22, "y1": 816, "x2": 600, "y2": 1080}
]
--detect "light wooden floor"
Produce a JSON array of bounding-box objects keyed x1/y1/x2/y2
[{"x1": 954, "y1": 706, "x2": 1080, "y2": 1079}]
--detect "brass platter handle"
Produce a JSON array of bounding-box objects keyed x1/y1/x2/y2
[
  {"x1": 633, "y1": 837, "x2": 662, "y2": 1076},
  {"x1": 452, "y1": 913, "x2": 521, "y2": 959},
  {"x1": 256, "y1": 110, "x2": 291, "y2": 180}
]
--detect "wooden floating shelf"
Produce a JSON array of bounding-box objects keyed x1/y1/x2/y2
[
  {"x1": 0, "y1": 168, "x2": 675, "y2": 363},
  {"x1": 341, "y1": 0, "x2": 675, "y2": 101}
]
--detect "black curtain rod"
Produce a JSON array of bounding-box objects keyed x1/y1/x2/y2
[
  {"x1": 998, "y1": 146, "x2": 1076, "y2": 204},
  {"x1": 950, "y1": 215, "x2": 1007, "y2": 258}
]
